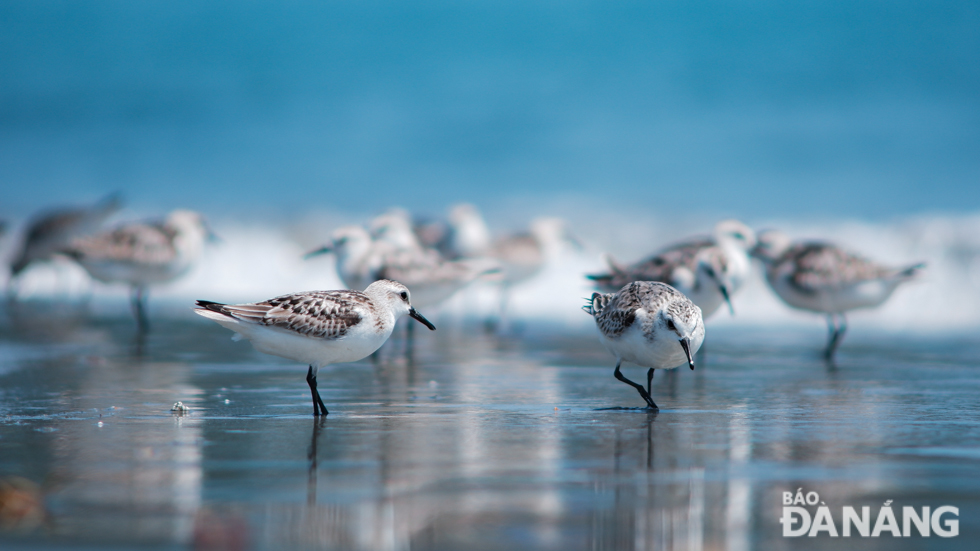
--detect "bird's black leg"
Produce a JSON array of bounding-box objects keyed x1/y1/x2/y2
[
  {"x1": 825, "y1": 314, "x2": 844, "y2": 361},
  {"x1": 132, "y1": 286, "x2": 149, "y2": 333},
  {"x1": 646, "y1": 368, "x2": 654, "y2": 396},
  {"x1": 830, "y1": 314, "x2": 848, "y2": 358},
  {"x1": 306, "y1": 365, "x2": 329, "y2": 416},
  {"x1": 614, "y1": 362, "x2": 658, "y2": 409}
]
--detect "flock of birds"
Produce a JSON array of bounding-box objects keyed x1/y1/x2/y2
[{"x1": 4, "y1": 196, "x2": 924, "y2": 413}]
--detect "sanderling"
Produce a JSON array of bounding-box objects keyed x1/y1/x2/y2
[
  {"x1": 587, "y1": 219, "x2": 756, "y2": 319},
  {"x1": 584, "y1": 281, "x2": 705, "y2": 409},
  {"x1": 307, "y1": 223, "x2": 498, "y2": 308},
  {"x1": 64, "y1": 209, "x2": 214, "y2": 331},
  {"x1": 373, "y1": 254, "x2": 500, "y2": 308},
  {"x1": 411, "y1": 203, "x2": 493, "y2": 260},
  {"x1": 491, "y1": 217, "x2": 581, "y2": 286},
  {"x1": 752, "y1": 229, "x2": 924, "y2": 360},
  {"x1": 369, "y1": 208, "x2": 435, "y2": 258},
  {"x1": 487, "y1": 217, "x2": 581, "y2": 327},
  {"x1": 305, "y1": 225, "x2": 379, "y2": 291},
  {"x1": 194, "y1": 279, "x2": 436, "y2": 415},
  {"x1": 7, "y1": 193, "x2": 122, "y2": 292}
]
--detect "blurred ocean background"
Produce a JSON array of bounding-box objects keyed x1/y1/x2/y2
[{"x1": 2, "y1": 0, "x2": 979, "y2": 331}]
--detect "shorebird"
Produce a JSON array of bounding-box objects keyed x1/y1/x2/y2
[
  {"x1": 587, "y1": 219, "x2": 756, "y2": 319},
  {"x1": 584, "y1": 281, "x2": 705, "y2": 409},
  {"x1": 7, "y1": 194, "x2": 122, "y2": 294},
  {"x1": 63, "y1": 209, "x2": 213, "y2": 332},
  {"x1": 752, "y1": 229, "x2": 924, "y2": 360},
  {"x1": 488, "y1": 217, "x2": 581, "y2": 327},
  {"x1": 369, "y1": 208, "x2": 435, "y2": 258},
  {"x1": 492, "y1": 218, "x2": 580, "y2": 285},
  {"x1": 194, "y1": 280, "x2": 436, "y2": 415},
  {"x1": 306, "y1": 224, "x2": 499, "y2": 308},
  {"x1": 305, "y1": 225, "x2": 380, "y2": 291},
  {"x1": 373, "y1": 254, "x2": 500, "y2": 309}
]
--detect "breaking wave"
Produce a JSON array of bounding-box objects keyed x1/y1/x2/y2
[{"x1": 3, "y1": 205, "x2": 980, "y2": 334}]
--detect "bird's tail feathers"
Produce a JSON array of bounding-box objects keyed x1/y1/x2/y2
[
  {"x1": 193, "y1": 300, "x2": 234, "y2": 322},
  {"x1": 582, "y1": 292, "x2": 611, "y2": 317},
  {"x1": 585, "y1": 253, "x2": 627, "y2": 285}
]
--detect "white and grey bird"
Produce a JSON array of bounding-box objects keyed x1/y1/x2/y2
[
  {"x1": 373, "y1": 254, "x2": 500, "y2": 309},
  {"x1": 752, "y1": 229, "x2": 924, "y2": 360},
  {"x1": 194, "y1": 279, "x2": 436, "y2": 416},
  {"x1": 487, "y1": 217, "x2": 581, "y2": 328},
  {"x1": 306, "y1": 224, "x2": 499, "y2": 308},
  {"x1": 587, "y1": 219, "x2": 756, "y2": 319},
  {"x1": 491, "y1": 217, "x2": 580, "y2": 286},
  {"x1": 64, "y1": 209, "x2": 214, "y2": 331},
  {"x1": 8, "y1": 193, "x2": 122, "y2": 289},
  {"x1": 306, "y1": 225, "x2": 380, "y2": 291},
  {"x1": 369, "y1": 208, "x2": 435, "y2": 258},
  {"x1": 584, "y1": 281, "x2": 705, "y2": 410},
  {"x1": 411, "y1": 203, "x2": 493, "y2": 260}
]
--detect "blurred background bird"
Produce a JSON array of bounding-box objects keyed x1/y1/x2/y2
[
  {"x1": 587, "y1": 220, "x2": 756, "y2": 321},
  {"x1": 6, "y1": 193, "x2": 122, "y2": 298},
  {"x1": 752, "y1": 229, "x2": 924, "y2": 360},
  {"x1": 63, "y1": 209, "x2": 216, "y2": 332}
]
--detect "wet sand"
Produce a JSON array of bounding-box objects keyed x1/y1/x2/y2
[{"x1": 1, "y1": 302, "x2": 979, "y2": 550}]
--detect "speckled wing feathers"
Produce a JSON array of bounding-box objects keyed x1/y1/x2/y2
[
  {"x1": 587, "y1": 281, "x2": 686, "y2": 338},
  {"x1": 490, "y1": 234, "x2": 542, "y2": 266},
  {"x1": 197, "y1": 290, "x2": 374, "y2": 339},
  {"x1": 588, "y1": 238, "x2": 713, "y2": 290},
  {"x1": 782, "y1": 243, "x2": 892, "y2": 293},
  {"x1": 67, "y1": 223, "x2": 178, "y2": 266}
]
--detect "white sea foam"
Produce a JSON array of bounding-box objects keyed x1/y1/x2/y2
[{"x1": 3, "y1": 207, "x2": 979, "y2": 334}]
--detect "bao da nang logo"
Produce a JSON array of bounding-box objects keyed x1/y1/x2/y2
[{"x1": 781, "y1": 489, "x2": 959, "y2": 538}]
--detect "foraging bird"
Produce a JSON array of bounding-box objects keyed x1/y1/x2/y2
[
  {"x1": 194, "y1": 280, "x2": 436, "y2": 416},
  {"x1": 587, "y1": 219, "x2": 756, "y2": 319},
  {"x1": 63, "y1": 209, "x2": 213, "y2": 332},
  {"x1": 7, "y1": 193, "x2": 122, "y2": 290},
  {"x1": 584, "y1": 281, "x2": 705, "y2": 409},
  {"x1": 752, "y1": 230, "x2": 924, "y2": 360}
]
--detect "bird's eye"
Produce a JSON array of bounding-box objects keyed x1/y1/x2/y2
[
  {"x1": 400, "y1": 291, "x2": 408, "y2": 301},
  {"x1": 733, "y1": 232, "x2": 745, "y2": 240},
  {"x1": 666, "y1": 319, "x2": 676, "y2": 331}
]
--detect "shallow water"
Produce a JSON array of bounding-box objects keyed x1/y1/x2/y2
[{"x1": 1, "y1": 302, "x2": 979, "y2": 550}]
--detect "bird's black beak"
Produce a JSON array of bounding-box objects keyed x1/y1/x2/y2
[
  {"x1": 719, "y1": 284, "x2": 735, "y2": 316},
  {"x1": 409, "y1": 307, "x2": 436, "y2": 331},
  {"x1": 679, "y1": 337, "x2": 695, "y2": 370},
  {"x1": 303, "y1": 245, "x2": 332, "y2": 260}
]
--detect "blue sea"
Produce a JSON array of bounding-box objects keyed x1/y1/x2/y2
[{"x1": 2, "y1": 2, "x2": 980, "y2": 549}]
